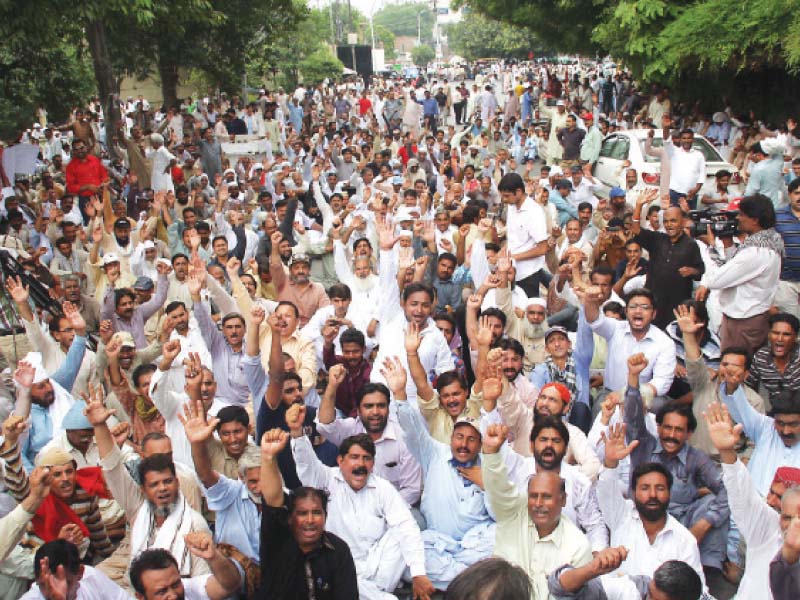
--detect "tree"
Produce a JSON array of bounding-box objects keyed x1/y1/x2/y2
[
  {"x1": 374, "y1": 2, "x2": 435, "y2": 43},
  {"x1": 299, "y1": 49, "x2": 344, "y2": 84},
  {"x1": 411, "y1": 44, "x2": 435, "y2": 67},
  {"x1": 447, "y1": 14, "x2": 534, "y2": 61}
]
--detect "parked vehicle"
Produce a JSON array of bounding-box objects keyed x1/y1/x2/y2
[{"x1": 592, "y1": 129, "x2": 742, "y2": 198}]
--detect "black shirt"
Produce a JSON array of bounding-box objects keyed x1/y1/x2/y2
[
  {"x1": 636, "y1": 228, "x2": 704, "y2": 329},
  {"x1": 258, "y1": 504, "x2": 358, "y2": 600}
]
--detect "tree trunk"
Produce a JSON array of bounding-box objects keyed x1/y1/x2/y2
[
  {"x1": 85, "y1": 20, "x2": 121, "y2": 159},
  {"x1": 158, "y1": 54, "x2": 180, "y2": 111}
]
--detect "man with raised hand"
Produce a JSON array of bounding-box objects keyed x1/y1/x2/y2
[
  {"x1": 704, "y1": 400, "x2": 795, "y2": 600},
  {"x1": 289, "y1": 400, "x2": 435, "y2": 600},
  {"x1": 598, "y1": 422, "x2": 704, "y2": 583},
  {"x1": 480, "y1": 422, "x2": 592, "y2": 598},
  {"x1": 258, "y1": 427, "x2": 359, "y2": 599}
]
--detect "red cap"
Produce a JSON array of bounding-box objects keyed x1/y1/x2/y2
[
  {"x1": 774, "y1": 466, "x2": 800, "y2": 487},
  {"x1": 541, "y1": 382, "x2": 572, "y2": 404}
]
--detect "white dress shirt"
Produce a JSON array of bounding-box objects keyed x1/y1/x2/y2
[
  {"x1": 665, "y1": 140, "x2": 705, "y2": 195},
  {"x1": 721, "y1": 459, "x2": 782, "y2": 600},
  {"x1": 588, "y1": 313, "x2": 676, "y2": 396},
  {"x1": 597, "y1": 466, "x2": 704, "y2": 584},
  {"x1": 291, "y1": 435, "x2": 427, "y2": 577},
  {"x1": 315, "y1": 417, "x2": 423, "y2": 505},
  {"x1": 705, "y1": 245, "x2": 782, "y2": 318},
  {"x1": 505, "y1": 196, "x2": 548, "y2": 280},
  {"x1": 21, "y1": 566, "x2": 129, "y2": 599}
]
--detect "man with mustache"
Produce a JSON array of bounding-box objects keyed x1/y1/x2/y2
[
  {"x1": 747, "y1": 313, "x2": 800, "y2": 402},
  {"x1": 316, "y1": 365, "x2": 422, "y2": 506},
  {"x1": 128, "y1": 534, "x2": 243, "y2": 600},
  {"x1": 598, "y1": 422, "x2": 704, "y2": 583},
  {"x1": 290, "y1": 401, "x2": 436, "y2": 599},
  {"x1": 86, "y1": 384, "x2": 211, "y2": 587},
  {"x1": 384, "y1": 357, "x2": 496, "y2": 588},
  {"x1": 505, "y1": 415, "x2": 608, "y2": 553},
  {"x1": 622, "y1": 352, "x2": 730, "y2": 575},
  {"x1": 705, "y1": 400, "x2": 800, "y2": 600},
  {"x1": 480, "y1": 423, "x2": 592, "y2": 598}
]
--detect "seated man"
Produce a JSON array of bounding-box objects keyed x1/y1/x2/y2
[
  {"x1": 129, "y1": 535, "x2": 243, "y2": 600},
  {"x1": 747, "y1": 313, "x2": 800, "y2": 403},
  {"x1": 480, "y1": 423, "x2": 592, "y2": 598},
  {"x1": 494, "y1": 380, "x2": 600, "y2": 480},
  {"x1": 22, "y1": 540, "x2": 129, "y2": 600},
  {"x1": 705, "y1": 400, "x2": 796, "y2": 600},
  {"x1": 289, "y1": 405, "x2": 436, "y2": 600},
  {"x1": 259, "y1": 428, "x2": 359, "y2": 599},
  {"x1": 181, "y1": 399, "x2": 262, "y2": 565},
  {"x1": 598, "y1": 423, "x2": 704, "y2": 583},
  {"x1": 316, "y1": 368, "x2": 422, "y2": 505},
  {"x1": 385, "y1": 357, "x2": 496, "y2": 588},
  {"x1": 623, "y1": 353, "x2": 729, "y2": 575},
  {"x1": 549, "y1": 556, "x2": 705, "y2": 600},
  {"x1": 321, "y1": 327, "x2": 372, "y2": 417},
  {"x1": 86, "y1": 385, "x2": 211, "y2": 586},
  {"x1": 2, "y1": 410, "x2": 115, "y2": 562}
]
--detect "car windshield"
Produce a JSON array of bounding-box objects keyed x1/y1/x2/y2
[{"x1": 640, "y1": 137, "x2": 723, "y2": 163}]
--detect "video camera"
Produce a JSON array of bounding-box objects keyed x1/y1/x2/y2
[{"x1": 688, "y1": 209, "x2": 739, "y2": 238}]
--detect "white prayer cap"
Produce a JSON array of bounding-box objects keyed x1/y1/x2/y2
[
  {"x1": 22, "y1": 352, "x2": 48, "y2": 384},
  {"x1": 526, "y1": 297, "x2": 547, "y2": 309},
  {"x1": 150, "y1": 133, "x2": 164, "y2": 145}
]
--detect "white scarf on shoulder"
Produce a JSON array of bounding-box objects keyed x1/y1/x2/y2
[{"x1": 130, "y1": 493, "x2": 193, "y2": 576}]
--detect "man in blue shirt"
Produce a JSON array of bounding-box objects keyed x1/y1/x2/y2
[
  {"x1": 775, "y1": 178, "x2": 800, "y2": 317},
  {"x1": 415, "y1": 91, "x2": 440, "y2": 131},
  {"x1": 745, "y1": 142, "x2": 785, "y2": 209},
  {"x1": 16, "y1": 299, "x2": 88, "y2": 470}
]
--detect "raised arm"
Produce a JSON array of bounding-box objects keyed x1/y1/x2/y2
[
  {"x1": 179, "y1": 398, "x2": 222, "y2": 489},
  {"x1": 259, "y1": 428, "x2": 289, "y2": 508},
  {"x1": 184, "y1": 532, "x2": 242, "y2": 600},
  {"x1": 405, "y1": 322, "x2": 434, "y2": 402}
]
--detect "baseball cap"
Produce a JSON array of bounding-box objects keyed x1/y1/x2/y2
[
  {"x1": 609, "y1": 186, "x2": 626, "y2": 198},
  {"x1": 102, "y1": 253, "x2": 120, "y2": 266},
  {"x1": 113, "y1": 217, "x2": 131, "y2": 229},
  {"x1": 133, "y1": 276, "x2": 154, "y2": 291},
  {"x1": 110, "y1": 331, "x2": 136, "y2": 348},
  {"x1": 453, "y1": 416, "x2": 482, "y2": 437},
  {"x1": 289, "y1": 253, "x2": 310, "y2": 267},
  {"x1": 544, "y1": 326, "x2": 570, "y2": 342}
]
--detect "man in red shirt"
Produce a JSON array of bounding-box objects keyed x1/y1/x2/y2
[
  {"x1": 357, "y1": 91, "x2": 372, "y2": 118},
  {"x1": 65, "y1": 139, "x2": 108, "y2": 224}
]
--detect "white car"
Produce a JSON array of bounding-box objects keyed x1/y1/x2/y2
[{"x1": 592, "y1": 129, "x2": 743, "y2": 200}]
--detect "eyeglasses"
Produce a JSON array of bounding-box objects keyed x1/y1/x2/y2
[{"x1": 627, "y1": 303, "x2": 653, "y2": 311}]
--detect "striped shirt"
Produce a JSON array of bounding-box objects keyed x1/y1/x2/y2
[
  {"x1": 747, "y1": 345, "x2": 800, "y2": 401},
  {"x1": 0, "y1": 442, "x2": 114, "y2": 559},
  {"x1": 775, "y1": 206, "x2": 800, "y2": 281}
]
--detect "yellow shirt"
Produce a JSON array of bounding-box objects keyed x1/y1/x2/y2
[{"x1": 417, "y1": 390, "x2": 481, "y2": 444}]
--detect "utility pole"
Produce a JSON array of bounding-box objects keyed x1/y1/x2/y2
[{"x1": 417, "y1": 11, "x2": 421, "y2": 45}]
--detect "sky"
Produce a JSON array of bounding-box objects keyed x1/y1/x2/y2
[{"x1": 310, "y1": 0, "x2": 427, "y2": 18}]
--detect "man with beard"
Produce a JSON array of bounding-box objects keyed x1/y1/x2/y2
[
  {"x1": 584, "y1": 287, "x2": 676, "y2": 410},
  {"x1": 128, "y1": 535, "x2": 243, "y2": 600},
  {"x1": 332, "y1": 233, "x2": 380, "y2": 325},
  {"x1": 180, "y1": 400, "x2": 262, "y2": 563},
  {"x1": 371, "y1": 226, "x2": 454, "y2": 397},
  {"x1": 269, "y1": 232, "x2": 330, "y2": 327},
  {"x1": 498, "y1": 292, "x2": 548, "y2": 374},
  {"x1": 384, "y1": 357, "x2": 497, "y2": 588},
  {"x1": 505, "y1": 416, "x2": 608, "y2": 552},
  {"x1": 705, "y1": 400, "x2": 800, "y2": 600},
  {"x1": 598, "y1": 423, "x2": 704, "y2": 582},
  {"x1": 320, "y1": 328, "x2": 372, "y2": 417},
  {"x1": 496, "y1": 338, "x2": 539, "y2": 404},
  {"x1": 188, "y1": 270, "x2": 250, "y2": 405},
  {"x1": 88, "y1": 384, "x2": 211, "y2": 586},
  {"x1": 101, "y1": 262, "x2": 171, "y2": 349},
  {"x1": 258, "y1": 428, "x2": 359, "y2": 599},
  {"x1": 317, "y1": 365, "x2": 421, "y2": 506},
  {"x1": 15, "y1": 303, "x2": 88, "y2": 471},
  {"x1": 164, "y1": 253, "x2": 196, "y2": 309},
  {"x1": 623, "y1": 353, "x2": 730, "y2": 574},
  {"x1": 529, "y1": 326, "x2": 593, "y2": 429},
  {"x1": 480, "y1": 423, "x2": 592, "y2": 598},
  {"x1": 163, "y1": 301, "x2": 212, "y2": 368},
  {"x1": 289, "y1": 404, "x2": 436, "y2": 600}
]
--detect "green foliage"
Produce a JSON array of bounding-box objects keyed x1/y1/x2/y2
[
  {"x1": 447, "y1": 13, "x2": 533, "y2": 60},
  {"x1": 299, "y1": 49, "x2": 344, "y2": 84},
  {"x1": 411, "y1": 44, "x2": 436, "y2": 67},
  {"x1": 374, "y1": 2, "x2": 435, "y2": 42}
]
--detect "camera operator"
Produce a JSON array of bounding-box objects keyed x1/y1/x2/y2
[{"x1": 696, "y1": 194, "x2": 784, "y2": 355}]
